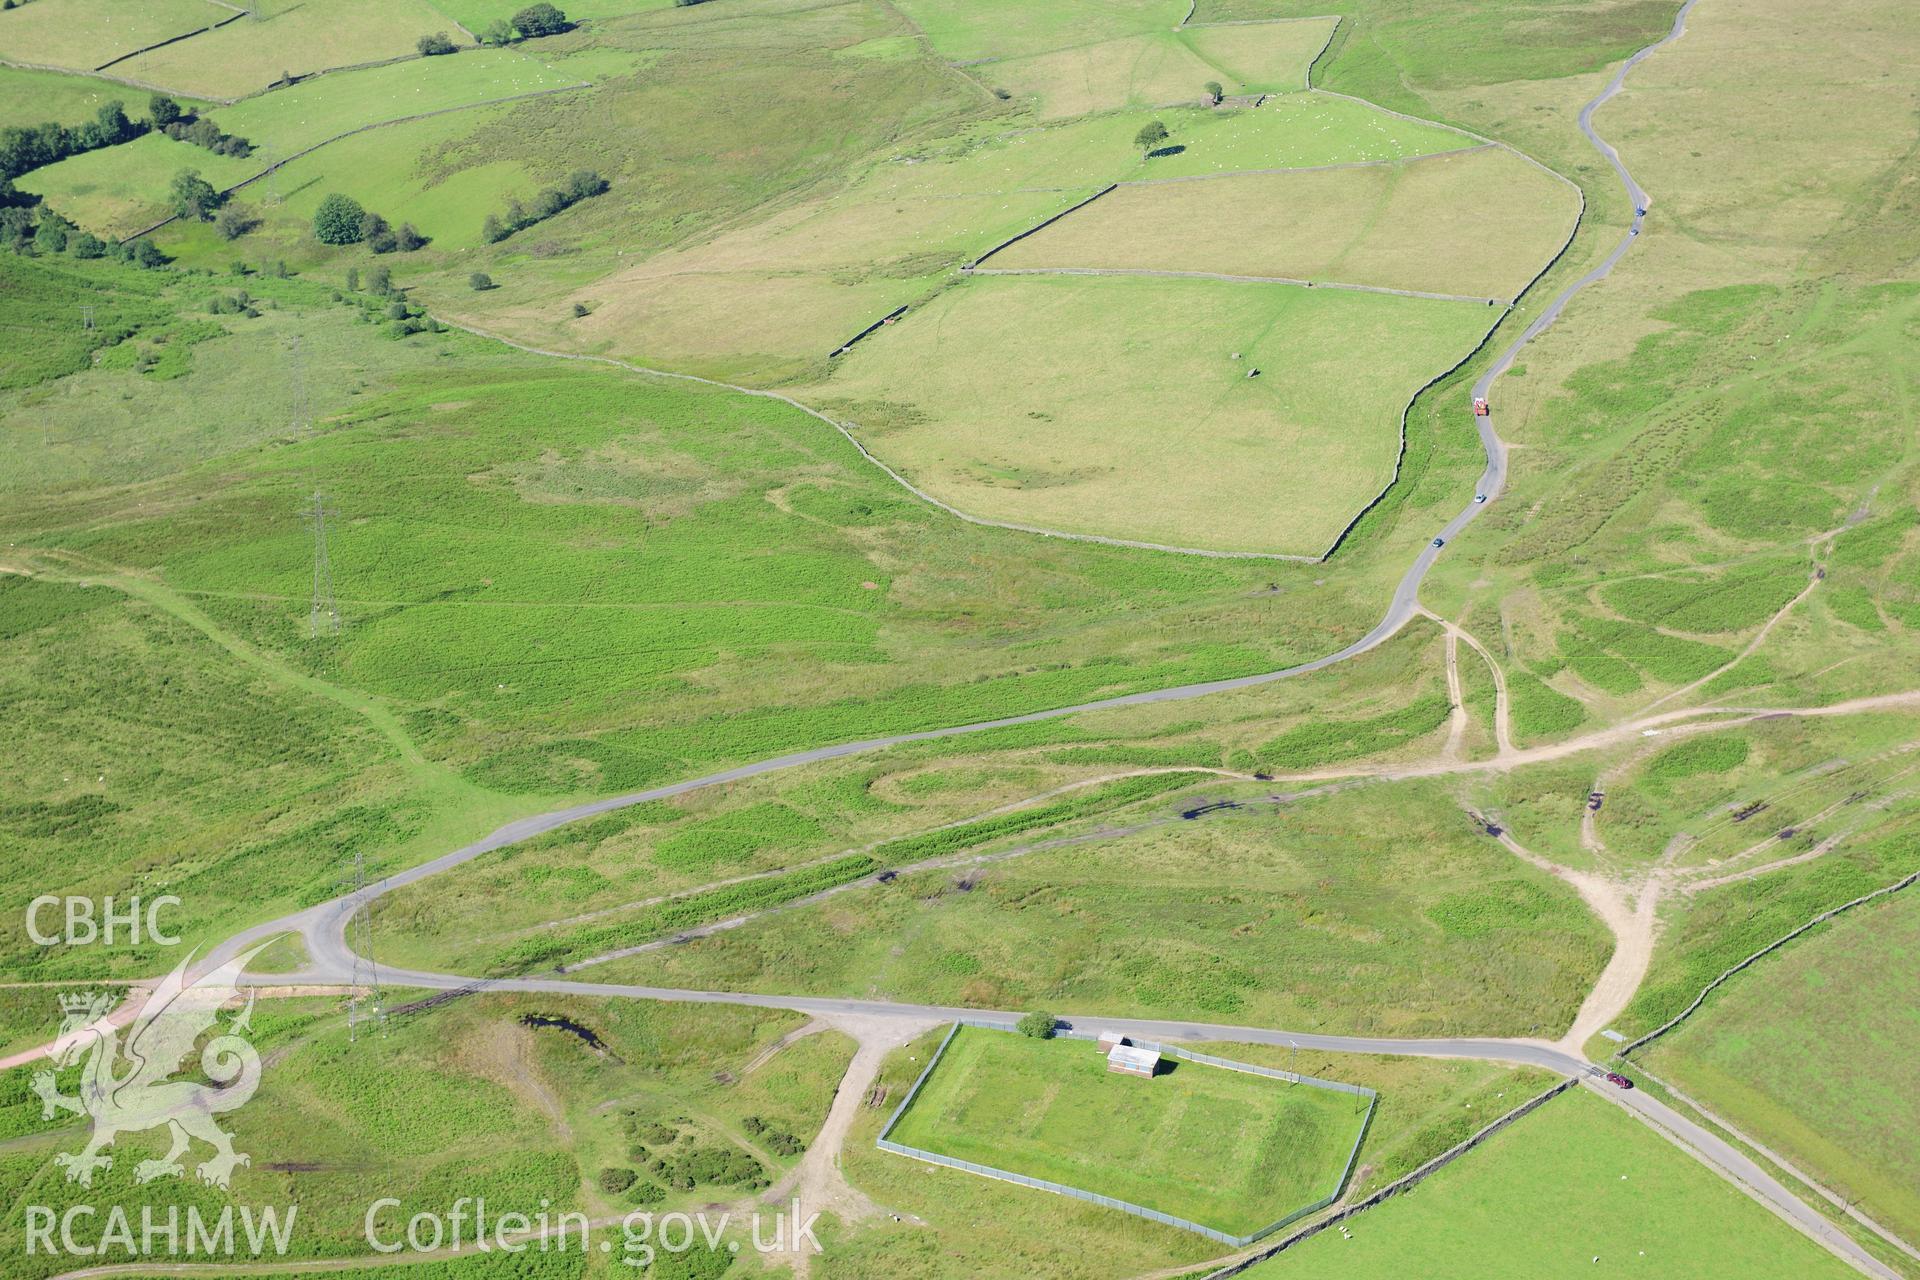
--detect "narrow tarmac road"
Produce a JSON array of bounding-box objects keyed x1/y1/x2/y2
[{"x1": 23, "y1": 0, "x2": 1900, "y2": 1276}]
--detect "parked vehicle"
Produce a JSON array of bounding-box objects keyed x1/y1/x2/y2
[
  {"x1": 1605, "y1": 1072, "x2": 1634, "y2": 1090},
  {"x1": 1473, "y1": 397, "x2": 1490, "y2": 416}
]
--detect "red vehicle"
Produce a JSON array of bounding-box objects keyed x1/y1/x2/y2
[
  {"x1": 1605, "y1": 1072, "x2": 1634, "y2": 1090},
  {"x1": 1472, "y1": 397, "x2": 1490, "y2": 417}
]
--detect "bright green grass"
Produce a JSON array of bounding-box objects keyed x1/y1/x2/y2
[
  {"x1": 0, "y1": 65, "x2": 212, "y2": 129},
  {"x1": 1642, "y1": 891, "x2": 1920, "y2": 1240},
  {"x1": 257, "y1": 104, "x2": 534, "y2": 251},
  {"x1": 887, "y1": 1026, "x2": 1369, "y2": 1237},
  {"x1": 891, "y1": 0, "x2": 1185, "y2": 63},
  {"x1": 25, "y1": 49, "x2": 577, "y2": 236},
  {"x1": 208, "y1": 46, "x2": 579, "y2": 157},
  {"x1": 112, "y1": 0, "x2": 462, "y2": 100},
  {"x1": 0, "y1": 992, "x2": 842, "y2": 1270},
  {"x1": 428, "y1": 0, "x2": 674, "y2": 27},
  {"x1": 21, "y1": 131, "x2": 257, "y2": 236},
  {"x1": 996, "y1": 145, "x2": 1576, "y2": 300},
  {"x1": 1141, "y1": 92, "x2": 1473, "y2": 177},
  {"x1": 836, "y1": 1036, "x2": 1550, "y2": 1280},
  {"x1": 1181, "y1": 17, "x2": 1336, "y2": 91},
  {"x1": 980, "y1": 21, "x2": 1334, "y2": 119},
  {"x1": 0, "y1": 253, "x2": 173, "y2": 390},
  {"x1": 1192, "y1": 0, "x2": 1679, "y2": 107},
  {"x1": 1239, "y1": 1087, "x2": 1859, "y2": 1279},
  {"x1": 587, "y1": 780, "x2": 1612, "y2": 1038},
  {"x1": 4, "y1": 298, "x2": 1372, "y2": 806},
  {"x1": 0, "y1": 573, "x2": 432, "y2": 979},
  {"x1": 0, "y1": 275, "x2": 526, "y2": 493},
  {"x1": 812, "y1": 273, "x2": 1494, "y2": 555},
  {"x1": 0, "y1": 0, "x2": 227, "y2": 72}
]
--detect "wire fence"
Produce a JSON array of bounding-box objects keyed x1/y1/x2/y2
[{"x1": 876, "y1": 1019, "x2": 1376, "y2": 1246}]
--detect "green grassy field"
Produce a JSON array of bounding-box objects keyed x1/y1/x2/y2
[
  {"x1": 428, "y1": 0, "x2": 674, "y2": 26},
  {"x1": 833, "y1": 1032, "x2": 1556, "y2": 1279},
  {"x1": 891, "y1": 0, "x2": 1185, "y2": 63},
  {"x1": 0, "y1": 65, "x2": 212, "y2": 129},
  {"x1": 886, "y1": 1026, "x2": 1370, "y2": 1237},
  {"x1": 1238, "y1": 1087, "x2": 1860, "y2": 1279},
  {"x1": 812, "y1": 273, "x2": 1494, "y2": 554},
  {"x1": 21, "y1": 131, "x2": 258, "y2": 235},
  {"x1": 584, "y1": 778, "x2": 1612, "y2": 1037},
  {"x1": 360, "y1": 622, "x2": 1476, "y2": 977},
  {"x1": 1641, "y1": 891, "x2": 1920, "y2": 1241},
  {"x1": 210, "y1": 46, "x2": 580, "y2": 158},
  {"x1": 980, "y1": 20, "x2": 1334, "y2": 119},
  {"x1": 1142, "y1": 92, "x2": 1473, "y2": 177},
  {"x1": 1, "y1": 257, "x2": 1414, "y2": 970},
  {"x1": 113, "y1": 0, "x2": 465, "y2": 100},
  {"x1": 0, "y1": 272, "x2": 526, "y2": 494},
  {"x1": 0, "y1": 0, "x2": 229, "y2": 71},
  {"x1": 23, "y1": 48, "x2": 577, "y2": 237},
  {"x1": 0, "y1": 991, "x2": 851, "y2": 1272},
  {"x1": 995, "y1": 145, "x2": 1577, "y2": 300},
  {"x1": 1182, "y1": 18, "x2": 1338, "y2": 91}
]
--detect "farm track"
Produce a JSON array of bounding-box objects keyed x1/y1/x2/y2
[{"x1": 17, "y1": 1, "x2": 1911, "y2": 1276}]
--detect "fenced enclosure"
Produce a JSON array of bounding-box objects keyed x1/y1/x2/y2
[{"x1": 877, "y1": 1019, "x2": 1377, "y2": 1245}]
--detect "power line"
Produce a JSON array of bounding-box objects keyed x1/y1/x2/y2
[
  {"x1": 340, "y1": 851, "x2": 387, "y2": 1043},
  {"x1": 290, "y1": 336, "x2": 342, "y2": 639},
  {"x1": 306, "y1": 491, "x2": 340, "y2": 639}
]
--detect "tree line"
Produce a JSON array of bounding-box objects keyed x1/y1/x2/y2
[{"x1": 482, "y1": 169, "x2": 608, "y2": 243}]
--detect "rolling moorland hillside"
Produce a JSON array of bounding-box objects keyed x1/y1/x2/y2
[{"x1": 0, "y1": 0, "x2": 1915, "y2": 1278}]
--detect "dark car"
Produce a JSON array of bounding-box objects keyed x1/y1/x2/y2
[
  {"x1": 1605, "y1": 1072, "x2": 1634, "y2": 1090},
  {"x1": 1432, "y1": 537, "x2": 1445, "y2": 548}
]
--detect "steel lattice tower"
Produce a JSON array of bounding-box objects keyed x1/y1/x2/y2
[{"x1": 342, "y1": 851, "x2": 387, "y2": 1042}]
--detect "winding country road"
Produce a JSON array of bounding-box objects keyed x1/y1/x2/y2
[{"x1": 21, "y1": 1, "x2": 1902, "y2": 1277}]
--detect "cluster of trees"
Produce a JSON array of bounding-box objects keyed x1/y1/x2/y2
[
  {"x1": 152, "y1": 96, "x2": 252, "y2": 158},
  {"x1": 161, "y1": 166, "x2": 259, "y2": 242},
  {"x1": 169, "y1": 169, "x2": 223, "y2": 221},
  {"x1": 0, "y1": 100, "x2": 142, "y2": 183},
  {"x1": 206, "y1": 289, "x2": 261, "y2": 317},
  {"x1": 594, "y1": 1167, "x2": 665, "y2": 1205},
  {"x1": 312, "y1": 192, "x2": 426, "y2": 253},
  {"x1": 341, "y1": 264, "x2": 439, "y2": 337},
  {"x1": 635, "y1": 1145, "x2": 767, "y2": 1193},
  {"x1": 0, "y1": 205, "x2": 163, "y2": 266},
  {"x1": 476, "y1": 3, "x2": 571, "y2": 45},
  {"x1": 416, "y1": 31, "x2": 457, "y2": 56},
  {"x1": 481, "y1": 169, "x2": 607, "y2": 243},
  {"x1": 739, "y1": 1115, "x2": 805, "y2": 1158}
]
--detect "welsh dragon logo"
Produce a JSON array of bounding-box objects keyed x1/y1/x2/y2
[{"x1": 34, "y1": 942, "x2": 275, "y2": 1190}]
